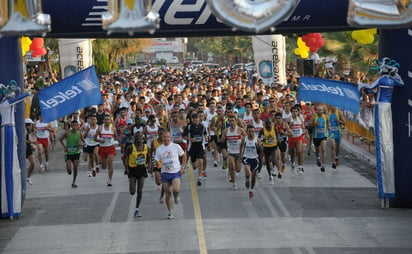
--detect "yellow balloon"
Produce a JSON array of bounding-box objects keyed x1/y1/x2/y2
[
  {"x1": 297, "y1": 37, "x2": 306, "y2": 48},
  {"x1": 21, "y1": 36, "x2": 32, "y2": 56},
  {"x1": 351, "y1": 30, "x2": 363, "y2": 40},
  {"x1": 300, "y1": 50, "x2": 309, "y2": 59},
  {"x1": 359, "y1": 34, "x2": 374, "y2": 44},
  {"x1": 294, "y1": 48, "x2": 301, "y2": 55},
  {"x1": 364, "y1": 28, "x2": 377, "y2": 35}
]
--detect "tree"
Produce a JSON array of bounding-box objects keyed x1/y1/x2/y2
[{"x1": 92, "y1": 39, "x2": 152, "y2": 74}]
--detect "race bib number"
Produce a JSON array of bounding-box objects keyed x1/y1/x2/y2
[
  {"x1": 265, "y1": 138, "x2": 275, "y2": 145},
  {"x1": 193, "y1": 135, "x2": 202, "y2": 142},
  {"x1": 136, "y1": 156, "x2": 145, "y2": 165},
  {"x1": 163, "y1": 161, "x2": 173, "y2": 171},
  {"x1": 67, "y1": 147, "x2": 78, "y2": 152}
]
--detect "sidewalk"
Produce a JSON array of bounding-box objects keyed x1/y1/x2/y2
[{"x1": 341, "y1": 129, "x2": 376, "y2": 167}]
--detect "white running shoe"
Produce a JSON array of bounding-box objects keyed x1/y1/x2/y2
[
  {"x1": 26, "y1": 178, "x2": 33, "y2": 185},
  {"x1": 167, "y1": 212, "x2": 175, "y2": 220}
]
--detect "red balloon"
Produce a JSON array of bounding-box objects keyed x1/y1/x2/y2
[
  {"x1": 302, "y1": 34, "x2": 310, "y2": 42},
  {"x1": 309, "y1": 45, "x2": 318, "y2": 53},
  {"x1": 37, "y1": 47, "x2": 47, "y2": 56},
  {"x1": 308, "y1": 37, "x2": 316, "y2": 46},
  {"x1": 312, "y1": 33, "x2": 321, "y2": 39},
  {"x1": 31, "y1": 52, "x2": 39, "y2": 58},
  {"x1": 30, "y1": 38, "x2": 44, "y2": 49}
]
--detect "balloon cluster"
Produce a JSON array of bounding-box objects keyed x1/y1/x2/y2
[
  {"x1": 351, "y1": 28, "x2": 377, "y2": 45},
  {"x1": 21, "y1": 37, "x2": 32, "y2": 56},
  {"x1": 301, "y1": 33, "x2": 326, "y2": 53},
  {"x1": 29, "y1": 38, "x2": 47, "y2": 58},
  {"x1": 294, "y1": 37, "x2": 310, "y2": 59}
]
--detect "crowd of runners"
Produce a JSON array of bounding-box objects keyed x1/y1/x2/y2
[{"x1": 24, "y1": 65, "x2": 351, "y2": 219}]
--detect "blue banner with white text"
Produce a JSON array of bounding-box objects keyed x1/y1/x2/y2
[
  {"x1": 298, "y1": 77, "x2": 360, "y2": 114},
  {"x1": 38, "y1": 66, "x2": 102, "y2": 123}
]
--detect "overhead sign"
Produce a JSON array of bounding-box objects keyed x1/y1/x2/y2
[{"x1": 42, "y1": 0, "x2": 351, "y2": 38}]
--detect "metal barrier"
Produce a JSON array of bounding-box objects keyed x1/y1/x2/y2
[{"x1": 344, "y1": 120, "x2": 375, "y2": 152}]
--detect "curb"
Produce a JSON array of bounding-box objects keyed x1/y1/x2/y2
[{"x1": 341, "y1": 138, "x2": 377, "y2": 167}]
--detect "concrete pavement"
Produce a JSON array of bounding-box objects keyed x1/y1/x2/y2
[{"x1": 1, "y1": 136, "x2": 412, "y2": 254}]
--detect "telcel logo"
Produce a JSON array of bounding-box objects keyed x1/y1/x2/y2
[
  {"x1": 40, "y1": 84, "x2": 89, "y2": 109},
  {"x1": 300, "y1": 82, "x2": 344, "y2": 96}
]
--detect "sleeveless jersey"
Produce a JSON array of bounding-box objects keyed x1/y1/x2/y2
[
  {"x1": 133, "y1": 125, "x2": 143, "y2": 134},
  {"x1": 289, "y1": 117, "x2": 304, "y2": 138},
  {"x1": 128, "y1": 144, "x2": 149, "y2": 167},
  {"x1": 243, "y1": 136, "x2": 259, "y2": 159},
  {"x1": 66, "y1": 131, "x2": 81, "y2": 155},
  {"x1": 262, "y1": 126, "x2": 277, "y2": 147},
  {"x1": 329, "y1": 111, "x2": 341, "y2": 137},
  {"x1": 282, "y1": 110, "x2": 292, "y2": 121},
  {"x1": 85, "y1": 125, "x2": 99, "y2": 146},
  {"x1": 146, "y1": 125, "x2": 158, "y2": 149},
  {"x1": 243, "y1": 112, "x2": 253, "y2": 125},
  {"x1": 252, "y1": 119, "x2": 263, "y2": 137},
  {"x1": 313, "y1": 114, "x2": 328, "y2": 139},
  {"x1": 99, "y1": 125, "x2": 115, "y2": 147},
  {"x1": 276, "y1": 121, "x2": 288, "y2": 139},
  {"x1": 226, "y1": 126, "x2": 242, "y2": 154}
]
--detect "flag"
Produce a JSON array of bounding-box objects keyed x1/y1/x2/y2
[
  {"x1": 252, "y1": 35, "x2": 286, "y2": 86},
  {"x1": 38, "y1": 66, "x2": 102, "y2": 123},
  {"x1": 297, "y1": 77, "x2": 360, "y2": 114}
]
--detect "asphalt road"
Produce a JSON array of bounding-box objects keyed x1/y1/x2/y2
[{"x1": 1, "y1": 135, "x2": 412, "y2": 254}]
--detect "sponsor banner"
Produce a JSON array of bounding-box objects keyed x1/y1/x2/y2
[
  {"x1": 38, "y1": 66, "x2": 102, "y2": 123},
  {"x1": 298, "y1": 77, "x2": 360, "y2": 114},
  {"x1": 58, "y1": 39, "x2": 93, "y2": 78},
  {"x1": 42, "y1": 0, "x2": 350, "y2": 37},
  {"x1": 252, "y1": 35, "x2": 286, "y2": 86}
]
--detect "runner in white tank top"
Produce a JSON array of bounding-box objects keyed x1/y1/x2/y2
[{"x1": 222, "y1": 115, "x2": 246, "y2": 190}]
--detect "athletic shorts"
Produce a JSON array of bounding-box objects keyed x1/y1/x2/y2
[
  {"x1": 128, "y1": 165, "x2": 148, "y2": 178},
  {"x1": 242, "y1": 157, "x2": 259, "y2": 171},
  {"x1": 189, "y1": 145, "x2": 205, "y2": 163},
  {"x1": 278, "y1": 137, "x2": 288, "y2": 153},
  {"x1": 26, "y1": 145, "x2": 33, "y2": 158},
  {"x1": 332, "y1": 136, "x2": 341, "y2": 144},
  {"x1": 83, "y1": 145, "x2": 98, "y2": 154},
  {"x1": 263, "y1": 146, "x2": 278, "y2": 157},
  {"x1": 228, "y1": 153, "x2": 241, "y2": 160},
  {"x1": 216, "y1": 141, "x2": 227, "y2": 150},
  {"x1": 37, "y1": 137, "x2": 49, "y2": 148},
  {"x1": 98, "y1": 145, "x2": 116, "y2": 159},
  {"x1": 313, "y1": 137, "x2": 327, "y2": 147},
  {"x1": 288, "y1": 135, "x2": 305, "y2": 149},
  {"x1": 161, "y1": 172, "x2": 181, "y2": 184},
  {"x1": 65, "y1": 153, "x2": 80, "y2": 162}
]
